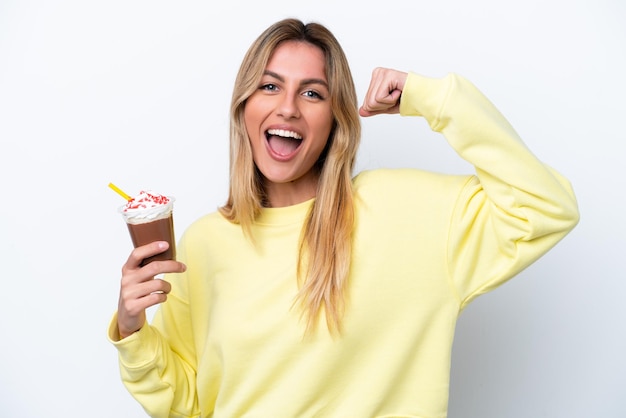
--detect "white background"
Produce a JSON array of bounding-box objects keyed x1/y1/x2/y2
[{"x1": 1, "y1": 1, "x2": 624, "y2": 417}]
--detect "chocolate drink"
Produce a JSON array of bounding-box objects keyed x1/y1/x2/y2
[
  {"x1": 126, "y1": 214, "x2": 176, "y2": 266},
  {"x1": 118, "y1": 190, "x2": 176, "y2": 266}
]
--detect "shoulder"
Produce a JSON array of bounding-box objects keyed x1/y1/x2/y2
[
  {"x1": 350, "y1": 169, "x2": 480, "y2": 246},
  {"x1": 352, "y1": 168, "x2": 477, "y2": 219},
  {"x1": 353, "y1": 168, "x2": 471, "y2": 198},
  {"x1": 179, "y1": 211, "x2": 240, "y2": 246}
]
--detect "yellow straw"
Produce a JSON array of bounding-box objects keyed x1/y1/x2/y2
[{"x1": 108, "y1": 182, "x2": 132, "y2": 201}]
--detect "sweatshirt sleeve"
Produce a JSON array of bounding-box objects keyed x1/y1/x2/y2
[
  {"x1": 107, "y1": 239, "x2": 201, "y2": 418},
  {"x1": 399, "y1": 73, "x2": 580, "y2": 309}
]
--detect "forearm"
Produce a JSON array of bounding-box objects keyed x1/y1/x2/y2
[
  {"x1": 400, "y1": 72, "x2": 579, "y2": 238},
  {"x1": 108, "y1": 313, "x2": 200, "y2": 418}
]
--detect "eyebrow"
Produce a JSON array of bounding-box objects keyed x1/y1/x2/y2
[{"x1": 263, "y1": 70, "x2": 329, "y2": 89}]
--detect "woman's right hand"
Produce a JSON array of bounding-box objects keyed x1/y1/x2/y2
[{"x1": 117, "y1": 241, "x2": 186, "y2": 339}]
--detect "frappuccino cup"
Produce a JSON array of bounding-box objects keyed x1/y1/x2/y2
[{"x1": 118, "y1": 191, "x2": 176, "y2": 266}]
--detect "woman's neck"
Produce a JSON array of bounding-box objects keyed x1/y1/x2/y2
[{"x1": 264, "y1": 173, "x2": 319, "y2": 208}]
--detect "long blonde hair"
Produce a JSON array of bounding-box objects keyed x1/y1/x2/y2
[{"x1": 219, "y1": 18, "x2": 361, "y2": 334}]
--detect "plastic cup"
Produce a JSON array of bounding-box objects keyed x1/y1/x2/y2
[{"x1": 118, "y1": 198, "x2": 176, "y2": 266}]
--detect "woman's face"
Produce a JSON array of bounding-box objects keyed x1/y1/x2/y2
[{"x1": 244, "y1": 40, "x2": 333, "y2": 207}]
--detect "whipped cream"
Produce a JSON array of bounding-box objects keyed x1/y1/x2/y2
[{"x1": 119, "y1": 190, "x2": 174, "y2": 224}]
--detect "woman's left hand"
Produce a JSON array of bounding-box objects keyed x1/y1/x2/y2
[{"x1": 359, "y1": 67, "x2": 408, "y2": 117}]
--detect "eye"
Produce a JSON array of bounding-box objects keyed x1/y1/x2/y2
[
  {"x1": 303, "y1": 90, "x2": 324, "y2": 100},
  {"x1": 260, "y1": 83, "x2": 278, "y2": 92}
]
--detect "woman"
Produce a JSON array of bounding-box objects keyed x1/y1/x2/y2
[{"x1": 109, "y1": 18, "x2": 579, "y2": 417}]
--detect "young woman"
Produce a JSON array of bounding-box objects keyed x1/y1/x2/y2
[{"x1": 109, "y1": 18, "x2": 579, "y2": 418}]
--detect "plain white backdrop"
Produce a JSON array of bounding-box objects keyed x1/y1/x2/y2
[{"x1": 1, "y1": 1, "x2": 624, "y2": 416}]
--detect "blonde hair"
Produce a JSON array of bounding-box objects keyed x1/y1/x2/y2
[{"x1": 219, "y1": 18, "x2": 361, "y2": 334}]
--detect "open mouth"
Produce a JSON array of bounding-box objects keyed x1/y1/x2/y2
[{"x1": 266, "y1": 129, "x2": 303, "y2": 157}]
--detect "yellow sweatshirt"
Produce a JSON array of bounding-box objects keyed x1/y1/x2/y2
[{"x1": 108, "y1": 73, "x2": 579, "y2": 418}]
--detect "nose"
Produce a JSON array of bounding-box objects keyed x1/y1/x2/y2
[{"x1": 276, "y1": 92, "x2": 300, "y2": 119}]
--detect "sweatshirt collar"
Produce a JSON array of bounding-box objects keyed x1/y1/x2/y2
[{"x1": 255, "y1": 198, "x2": 315, "y2": 226}]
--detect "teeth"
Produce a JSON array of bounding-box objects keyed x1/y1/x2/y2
[{"x1": 267, "y1": 129, "x2": 302, "y2": 140}]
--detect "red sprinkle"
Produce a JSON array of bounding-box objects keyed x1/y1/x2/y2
[{"x1": 125, "y1": 190, "x2": 169, "y2": 210}]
